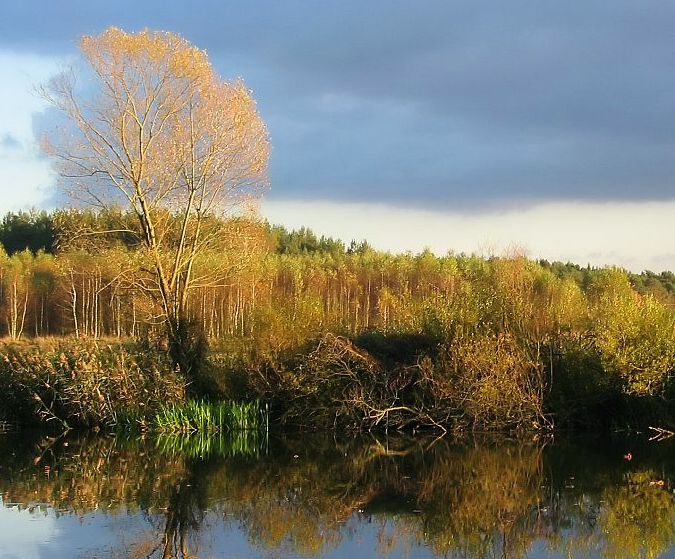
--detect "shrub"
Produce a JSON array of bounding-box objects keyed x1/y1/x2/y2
[
  {"x1": 435, "y1": 332, "x2": 547, "y2": 430},
  {"x1": 594, "y1": 293, "x2": 675, "y2": 397}
]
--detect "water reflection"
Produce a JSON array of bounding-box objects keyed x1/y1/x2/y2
[{"x1": 0, "y1": 432, "x2": 674, "y2": 559}]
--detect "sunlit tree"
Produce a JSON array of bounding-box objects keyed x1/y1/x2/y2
[{"x1": 42, "y1": 27, "x2": 269, "y2": 374}]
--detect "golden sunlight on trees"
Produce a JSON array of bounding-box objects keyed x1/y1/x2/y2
[{"x1": 41, "y1": 27, "x2": 269, "y2": 374}]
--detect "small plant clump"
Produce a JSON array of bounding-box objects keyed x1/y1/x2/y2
[{"x1": 152, "y1": 400, "x2": 267, "y2": 434}]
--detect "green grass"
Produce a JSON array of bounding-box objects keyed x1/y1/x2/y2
[{"x1": 152, "y1": 400, "x2": 268, "y2": 433}]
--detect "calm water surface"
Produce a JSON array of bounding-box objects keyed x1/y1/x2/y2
[{"x1": 1, "y1": 431, "x2": 674, "y2": 559}]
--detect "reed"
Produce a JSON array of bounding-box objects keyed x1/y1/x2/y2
[
  {"x1": 152, "y1": 399, "x2": 268, "y2": 433},
  {"x1": 0, "y1": 339, "x2": 185, "y2": 429}
]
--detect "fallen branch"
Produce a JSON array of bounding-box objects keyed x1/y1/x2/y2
[{"x1": 649, "y1": 426, "x2": 675, "y2": 442}]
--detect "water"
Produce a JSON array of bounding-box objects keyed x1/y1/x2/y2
[{"x1": 1, "y1": 431, "x2": 674, "y2": 559}]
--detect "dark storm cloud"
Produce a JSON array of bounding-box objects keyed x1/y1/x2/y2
[{"x1": 5, "y1": 1, "x2": 675, "y2": 207}]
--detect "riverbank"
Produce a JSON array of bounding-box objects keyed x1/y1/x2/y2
[
  {"x1": 2, "y1": 214, "x2": 675, "y2": 432},
  {"x1": 2, "y1": 330, "x2": 674, "y2": 433}
]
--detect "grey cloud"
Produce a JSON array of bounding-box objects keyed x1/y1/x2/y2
[{"x1": 6, "y1": 1, "x2": 675, "y2": 208}]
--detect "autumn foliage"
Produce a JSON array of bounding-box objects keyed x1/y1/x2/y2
[{"x1": 3, "y1": 210, "x2": 675, "y2": 430}]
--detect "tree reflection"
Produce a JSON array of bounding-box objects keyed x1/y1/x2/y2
[
  {"x1": 596, "y1": 471, "x2": 675, "y2": 559},
  {"x1": 1, "y1": 433, "x2": 674, "y2": 558},
  {"x1": 159, "y1": 464, "x2": 205, "y2": 559}
]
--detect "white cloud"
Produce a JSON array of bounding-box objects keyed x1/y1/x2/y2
[
  {"x1": 0, "y1": 50, "x2": 66, "y2": 213},
  {"x1": 263, "y1": 198, "x2": 675, "y2": 272}
]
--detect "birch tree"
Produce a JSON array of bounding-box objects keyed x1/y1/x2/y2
[{"x1": 42, "y1": 27, "x2": 269, "y2": 374}]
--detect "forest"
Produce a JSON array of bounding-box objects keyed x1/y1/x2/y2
[{"x1": 1, "y1": 209, "x2": 675, "y2": 432}]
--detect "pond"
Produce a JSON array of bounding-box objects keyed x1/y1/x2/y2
[{"x1": 0, "y1": 430, "x2": 674, "y2": 558}]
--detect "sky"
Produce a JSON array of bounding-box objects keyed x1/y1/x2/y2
[{"x1": 0, "y1": 1, "x2": 673, "y2": 271}]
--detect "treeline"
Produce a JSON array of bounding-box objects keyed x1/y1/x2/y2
[
  {"x1": 2, "y1": 210, "x2": 674, "y2": 299},
  {"x1": 1, "y1": 210, "x2": 674, "y2": 348},
  {"x1": 2, "y1": 210, "x2": 675, "y2": 430}
]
